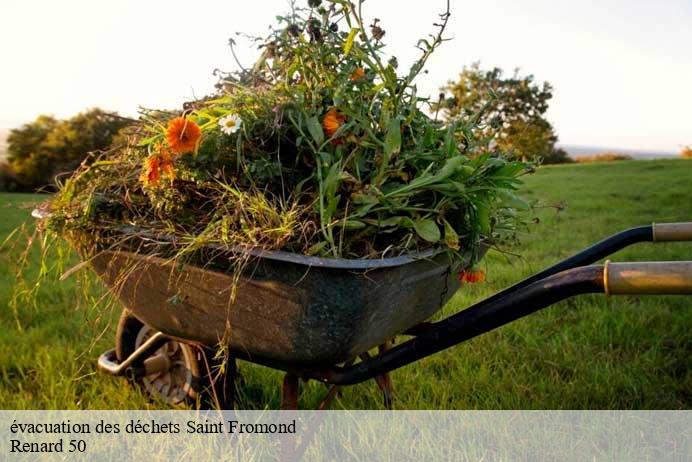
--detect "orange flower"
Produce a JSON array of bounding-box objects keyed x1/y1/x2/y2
[
  {"x1": 140, "y1": 148, "x2": 176, "y2": 188},
  {"x1": 160, "y1": 156, "x2": 175, "y2": 178},
  {"x1": 350, "y1": 67, "x2": 365, "y2": 81},
  {"x1": 322, "y1": 108, "x2": 346, "y2": 140},
  {"x1": 166, "y1": 117, "x2": 202, "y2": 154},
  {"x1": 458, "y1": 269, "x2": 485, "y2": 284},
  {"x1": 141, "y1": 155, "x2": 161, "y2": 187}
]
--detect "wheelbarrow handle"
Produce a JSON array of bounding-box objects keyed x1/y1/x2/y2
[
  {"x1": 316, "y1": 260, "x2": 692, "y2": 385},
  {"x1": 454, "y1": 222, "x2": 691, "y2": 313},
  {"x1": 604, "y1": 261, "x2": 692, "y2": 295},
  {"x1": 653, "y1": 222, "x2": 692, "y2": 242}
]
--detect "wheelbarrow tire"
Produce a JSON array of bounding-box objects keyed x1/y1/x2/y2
[{"x1": 115, "y1": 310, "x2": 212, "y2": 407}]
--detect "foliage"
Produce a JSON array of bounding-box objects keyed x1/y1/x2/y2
[
  {"x1": 6, "y1": 109, "x2": 131, "y2": 191},
  {"x1": 45, "y1": 0, "x2": 531, "y2": 269},
  {"x1": 575, "y1": 153, "x2": 633, "y2": 163},
  {"x1": 0, "y1": 162, "x2": 28, "y2": 192},
  {"x1": 436, "y1": 63, "x2": 568, "y2": 164},
  {"x1": 681, "y1": 146, "x2": 692, "y2": 159},
  {"x1": 541, "y1": 147, "x2": 574, "y2": 164},
  {"x1": 6, "y1": 115, "x2": 58, "y2": 189}
]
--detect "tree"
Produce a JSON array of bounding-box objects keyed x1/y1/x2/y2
[
  {"x1": 436, "y1": 63, "x2": 569, "y2": 163},
  {"x1": 6, "y1": 109, "x2": 131, "y2": 191},
  {"x1": 681, "y1": 146, "x2": 692, "y2": 159},
  {"x1": 0, "y1": 162, "x2": 26, "y2": 192},
  {"x1": 6, "y1": 115, "x2": 59, "y2": 188},
  {"x1": 541, "y1": 146, "x2": 573, "y2": 164}
]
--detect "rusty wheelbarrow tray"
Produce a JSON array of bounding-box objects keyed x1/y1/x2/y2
[
  {"x1": 89, "y1": 242, "x2": 463, "y2": 366},
  {"x1": 32, "y1": 210, "x2": 692, "y2": 408}
]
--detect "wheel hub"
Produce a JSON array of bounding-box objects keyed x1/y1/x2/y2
[{"x1": 135, "y1": 326, "x2": 196, "y2": 404}]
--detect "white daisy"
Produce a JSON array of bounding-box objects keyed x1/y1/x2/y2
[{"x1": 219, "y1": 114, "x2": 242, "y2": 135}]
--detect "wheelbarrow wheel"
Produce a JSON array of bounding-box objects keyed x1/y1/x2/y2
[{"x1": 115, "y1": 310, "x2": 207, "y2": 406}]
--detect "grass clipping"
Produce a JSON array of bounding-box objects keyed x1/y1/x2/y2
[{"x1": 42, "y1": 0, "x2": 531, "y2": 283}]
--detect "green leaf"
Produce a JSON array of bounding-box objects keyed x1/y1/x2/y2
[
  {"x1": 443, "y1": 219, "x2": 460, "y2": 250},
  {"x1": 422, "y1": 124, "x2": 434, "y2": 146},
  {"x1": 383, "y1": 65, "x2": 398, "y2": 87},
  {"x1": 363, "y1": 216, "x2": 406, "y2": 228},
  {"x1": 498, "y1": 190, "x2": 530, "y2": 210},
  {"x1": 371, "y1": 82, "x2": 386, "y2": 93},
  {"x1": 342, "y1": 219, "x2": 366, "y2": 230},
  {"x1": 435, "y1": 156, "x2": 466, "y2": 180},
  {"x1": 352, "y1": 193, "x2": 379, "y2": 205},
  {"x1": 306, "y1": 241, "x2": 328, "y2": 256},
  {"x1": 413, "y1": 218, "x2": 441, "y2": 243},
  {"x1": 137, "y1": 134, "x2": 161, "y2": 147},
  {"x1": 306, "y1": 116, "x2": 324, "y2": 145},
  {"x1": 476, "y1": 202, "x2": 491, "y2": 235},
  {"x1": 494, "y1": 162, "x2": 526, "y2": 178},
  {"x1": 343, "y1": 28, "x2": 359, "y2": 55},
  {"x1": 384, "y1": 117, "x2": 402, "y2": 158},
  {"x1": 399, "y1": 217, "x2": 415, "y2": 229},
  {"x1": 374, "y1": 117, "x2": 402, "y2": 183},
  {"x1": 443, "y1": 123, "x2": 457, "y2": 156}
]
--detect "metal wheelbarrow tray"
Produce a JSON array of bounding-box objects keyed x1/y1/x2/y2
[{"x1": 90, "y1": 240, "x2": 462, "y2": 366}]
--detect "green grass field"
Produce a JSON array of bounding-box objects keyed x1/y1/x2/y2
[{"x1": 1, "y1": 159, "x2": 691, "y2": 409}]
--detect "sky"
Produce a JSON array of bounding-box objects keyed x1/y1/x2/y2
[{"x1": 0, "y1": 0, "x2": 691, "y2": 153}]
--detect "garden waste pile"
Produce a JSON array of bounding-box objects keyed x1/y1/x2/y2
[{"x1": 42, "y1": 0, "x2": 531, "y2": 278}]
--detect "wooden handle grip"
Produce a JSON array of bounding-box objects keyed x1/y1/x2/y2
[
  {"x1": 653, "y1": 222, "x2": 692, "y2": 242},
  {"x1": 604, "y1": 261, "x2": 692, "y2": 295}
]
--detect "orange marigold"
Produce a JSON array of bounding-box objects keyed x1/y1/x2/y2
[
  {"x1": 140, "y1": 148, "x2": 176, "y2": 188},
  {"x1": 458, "y1": 269, "x2": 486, "y2": 284},
  {"x1": 166, "y1": 117, "x2": 202, "y2": 154},
  {"x1": 350, "y1": 67, "x2": 365, "y2": 81},
  {"x1": 322, "y1": 108, "x2": 346, "y2": 140}
]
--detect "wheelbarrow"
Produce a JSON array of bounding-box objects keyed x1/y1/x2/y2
[{"x1": 33, "y1": 210, "x2": 692, "y2": 408}]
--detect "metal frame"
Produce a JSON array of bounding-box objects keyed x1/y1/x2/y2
[
  {"x1": 308, "y1": 225, "x2": 656, "y2": 385},
  {"x1": 306, "y1": 224, "x2": 692, "y2": 385}
]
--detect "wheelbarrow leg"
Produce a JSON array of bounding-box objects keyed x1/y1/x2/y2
[
  {"x1": 278, "y1": 373, "x2": 300, "y2": 461},
  {"x1": 317, "y1": 385, "x2": 341, "y2": 410},
  {"x1": 281, "y1": 373, "x2": 300, "y2": 410},
  {"x1": 372, "y1": 371, "x2": 394, "y2": 410},
  {"x1": 218, "y1": 354, "x2": 238, "y2": 410},
  {"x1": 377, "y1": 341, "x2": 395, "y2": 409},
  {"x1": 316, "y1": 359, "x2": 356, "y2": 410},
  {"x1": 360, "y1": 342, "x2": 395, "y2": 410}
]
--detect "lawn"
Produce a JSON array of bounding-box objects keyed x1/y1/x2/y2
[{"x1": 1, "y1": 159, "x2": 691, "y2": 409}]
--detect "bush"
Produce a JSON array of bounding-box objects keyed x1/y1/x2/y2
[
  {"x1": 0, "y1": 163, "x2": 28, "y2": 192},
  {"x1": 681, "y1": 146, "x2": 692, "y2": 159},
  {"x1": 6, "y1": 109, "x2": 131, "y2": 192},
  {"x1": 575, "y1": 153, "x2": 633, "y2": 163},
  {"x1": 542, "y1": 147, "x2": 574, "y2": 164}
]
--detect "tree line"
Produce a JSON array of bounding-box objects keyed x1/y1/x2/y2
[
  {"x1": 3, "y1": 64, "x2": 666, "y2": 192},
  {"x1": 0, "y1": 109, "x2": 132, "y2": 192}
]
